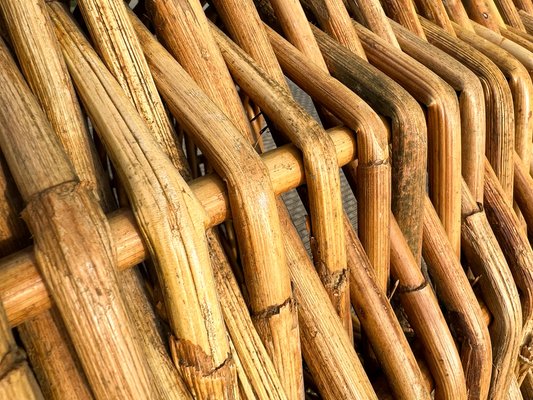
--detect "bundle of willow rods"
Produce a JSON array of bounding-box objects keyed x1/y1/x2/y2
[{"x1": 0, "y1": 0, "x2": 532, "y2": 398}]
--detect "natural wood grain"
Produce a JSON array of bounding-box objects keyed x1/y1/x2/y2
[
  {"x1": 310, "y1": 22, "x2": 427, "y2": 262},
  {"x1": 0, "y1": 304, "x2": 43, "y2": 400},
  {"x1": 0, "y1": 36, "x2": 154, "y2": 400},
  {"x1": 391, "y1": 19, "x2": 486, "y2": 203},
  {"x1": 0, "y1": 0, "x2": 112, "y2": 209},
  {"x1": 344, "y1": 0, "x2": 401, "y2": 48},
  {"x1": 422, "y1": 196, "x2": 492, "y2": 400},
  {"x1": 461, "y1": 179, "x2": 522, "y2": 399},
  {"x1": 213, "y1": 26, "x2": 350, "y2": 336},
  {"x1": 0, "y1": 126, "x2": 355, "y2": 327},
  {"x1": 132, "y1": 15, "x2": 304, "y2": 399},
  {"x1": 49, "y1": 6, "x2": 237, "y2": 397},
  {"x1": 353, "y1": 20, "x2": 462, "y2": 256},
  {"x1": 74, "y1": 0, "x2": 187, "y2": 177},
  {"x1": 420, "y1": 17, "x2": 515, "y2": 203}
]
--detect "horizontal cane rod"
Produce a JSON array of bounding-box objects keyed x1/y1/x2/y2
[{"x1": 305, "y1": 22, "x2": 427, "y2": 262}]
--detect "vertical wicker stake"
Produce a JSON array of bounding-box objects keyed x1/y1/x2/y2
[
  {"x1": 0, "y1": 38, "x2": 154, "y2": 399},
  {"x1": 0, "y1": 304, "x2": 43, "y2": 400}
]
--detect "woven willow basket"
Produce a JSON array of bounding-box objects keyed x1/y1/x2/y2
[{"x1": 0, "y1": 0, "x2": 532, "y2": 399}]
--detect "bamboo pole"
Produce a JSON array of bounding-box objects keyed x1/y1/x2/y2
[
  {"x1": 0, "y1": 37, "x2": 154, "y2": 400},
  {"x1": 483, "y1": 158, "x2": 533, "y2": 331},
  {"x1": 260, "y1": 0, "x2": 329, "y2": 70},
  {"x1": 133, "y1": 7, "x2": 303, "y2": 399},
  {"x1": 389, "y1": 213, "x2": 467, "y2": 400},
  {"x1": 494, "y1": 0, "x2": 528, "y2": 30},
  {"x1": 514, "y1": 151, "x2": 533, "y2": 237},
  {"x1": 441, "y1": 0, "x2": 477, "y2": 31},
  {"x1": 207, "y1": 231, "x2": 287, "y2": 400},
  {"x1": 118, "y1": 268, "x2": 193, "y2": 400},
  {"x1": 146, "y1": 0, "x2": 253, "y2": 144},
  {"x1": 514, "y1": 0, "x2": 533, "y2": 13},
  {"x1": 49, "y1": 6, "x2": 237, "y2": 397},
  {"x1": 134, "y1": 14, "x2": 387, "y2": 398},
  {"x1": 0, "y1": 303, "x2": 43, "y2": 400},
  {"x1": 264, "y1": 23, "x2": 391, "y2": 294},
  {"x1": 500, "y1": 26, "x2": 533, "y2": 54},
  {"x1": 379, "y1": 0, "x2": 427, "y2": 37},
  {"x1": 0, "y1": 3, "x2": 118, "y2": 397},
  {"x1": 412, "y1": 0, "x2": 457, "y2": 35}
]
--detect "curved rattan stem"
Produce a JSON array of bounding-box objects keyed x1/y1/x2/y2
[{"x1": 0, "y1": 37, "x2": 154, "y2": 400}]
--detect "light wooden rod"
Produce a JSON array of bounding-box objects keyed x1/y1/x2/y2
[{"x1": 0, "y1": 127, "x2": 355, "y2": 327}]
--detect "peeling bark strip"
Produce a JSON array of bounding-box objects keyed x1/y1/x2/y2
[
  {"x1": 0, "y1": 37, "x2": 153, "y2": 400},
  {"x1": 0, "y1": 305, "x2": 43, "y2": 400}
]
